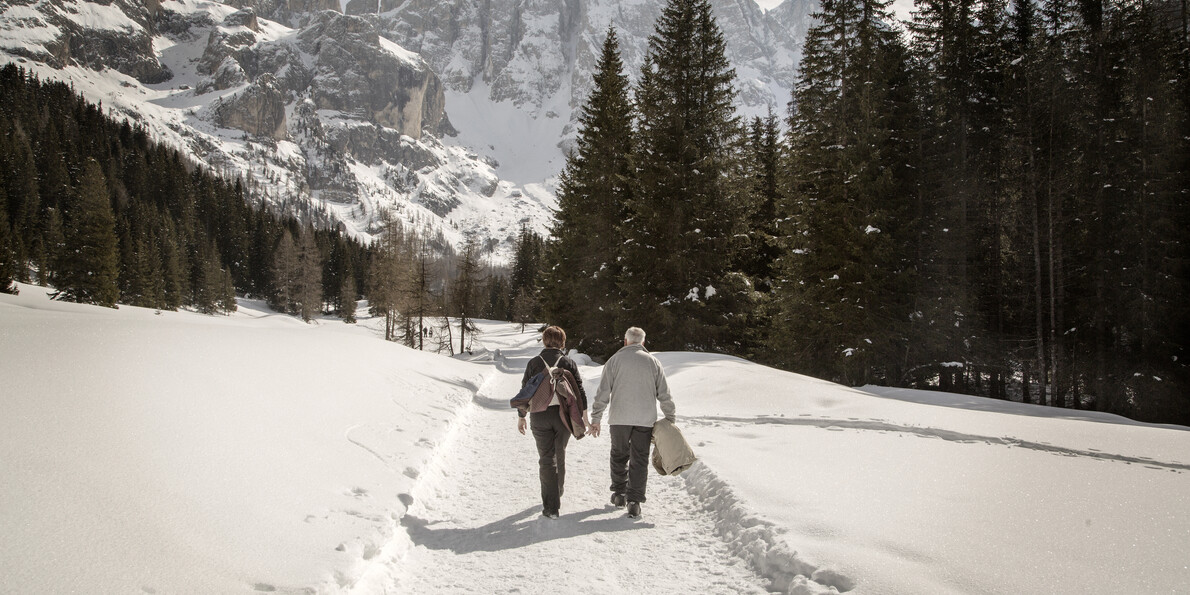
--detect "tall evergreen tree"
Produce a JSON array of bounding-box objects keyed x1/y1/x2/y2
[
  {"x1": 3, "y1": 126, "x2": 39, "y2": 283},
  {"x1": 0, "y1": 201, "x2": 16, "y2": 294},
  {"x1": 294, "y1": 226, "x2": 323, "y2": 322},
  {"x1": 41, "y1": 207, "x2": 65, "y2": 289},
  {"x1": 508, "y1": 225, "x2": 543, "y2": 322},
  {"x1": 450, "y1": 236, "x2": 484, "y2": 354},
  {"x1": 339, "y1": 261, "x2": 357, "y2": 324},
  {"x1": 741, "y1": 112, "x2": 783, "y2": 294},
  {"x1": 619, "y1": 0, "x2": 752, "y2": 352},
  {"x1": 193, "y1": 241, "x2": 236, "y2": 315},
  {"x1": 55, "y1": 160, "x2": 119, "y2": 307},
  {"x1": 271, "y1": 228, "x2": 299, "y2": 314},
  {"x1": 772, "y1": 0, "x2": 917, "y2": 385},
  {"x1": 907, "y1": 0, "x2": 998, "y2": 390},
  {"x1": 1005, "y1": 0, "x2": 1051, "y2": 404},
  {"x1": 542, "y1": 26, "x2": 635, "y2": 357},
  {"x1": 160, "y1": 218, "x2": 185, "y2": 311}
]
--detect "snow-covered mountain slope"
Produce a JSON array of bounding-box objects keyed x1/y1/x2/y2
[
  {"x1": 0, "y1": 0, "x2": 559, "y2": 262},
  {"x1": 363, "y1": 0, "x2": 815, "y2": 182},
  {"x1": 2, "y1": 284, "x2": 1187, "y2": 594},
  {"x1": 0, "y1": 0, "x2": 812, "y2": 261}
]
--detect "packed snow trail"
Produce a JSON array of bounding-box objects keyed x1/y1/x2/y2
[{"x1": 350, "y1": 343, "x2": 773, "y2": 594}]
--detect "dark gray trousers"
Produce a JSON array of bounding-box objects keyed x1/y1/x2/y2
[
  {"x1": 530, "y1": 406, "x2": 569, "y2": 513},
  {"x1": 610, "y1": 424, "x2": 653, "y2": 503}
]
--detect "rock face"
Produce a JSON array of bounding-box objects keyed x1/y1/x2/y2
[
  {"x1": 213, "y1": 74, "x2": 288, "y2": 139},
  {"x1": 222, "y1": 0, "x2": 340, "y2": 27},
  {"x1": 366, "y1": 0, "x2": 815, "y2": 116},
  {"x1": 1, "y1": 0, "x2": 171, "y2": 83},
  {"x1": 296, "y1": 12, "x2": 449, "y2": 139},
  {"x1": 187, "y1": 8, "x2": 447, "y2": 140}
]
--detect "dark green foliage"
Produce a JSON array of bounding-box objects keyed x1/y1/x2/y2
[
  {"x1": 1, "y1": 122, "x2": 39, "y2": 283},
  {"x1": 887, "y1": 0, "x2": 1189, "y2": 420},
  {"x1": 619, "y1": 0, "x2": 753, "y2": 353},
  {"x1": 54, "y1": 160, "x2": 120, "y2": 307},
  {"x1": 508, "y1": 225, "x2": 543, "y2": 320},
  {"x1": 535, "y1": 0, "x2": 1186, "y2": 423},
  {"x1": 0, "y1": 199, "x2": 16, "y2": 294},
  {"x1": 771, "y1": 0, "x2": 917, "y2": 385},
  {"x1": 337, "y1": 271, "x2": 354, "y2": 323},
  {"x1": 541, "y1": 27, "x2": 636, "y2": 358},
  {"x1": 741, "y1": 113, "x2": 783, "y2": 294},
  {"x1": 449, "y1": 236, "x2": 485, "y2": 353}
]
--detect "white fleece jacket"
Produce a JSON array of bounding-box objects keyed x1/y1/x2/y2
[{"x1": 590, "y1": 344, "x2": 676, "y2": 427}]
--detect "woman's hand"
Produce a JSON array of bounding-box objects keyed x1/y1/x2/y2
[{"x1": 518, "y1": 417, "x2": 527, "y2": 435}]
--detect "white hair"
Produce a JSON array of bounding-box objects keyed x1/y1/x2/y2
[{"x1": 624, "y1": 327, "x2": 646, "y2": 345}]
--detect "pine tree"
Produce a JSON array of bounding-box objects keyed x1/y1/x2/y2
[
  {"x1": 160, "y1": 218, "x2": 185, "y2": 311},
  {"x1": 508, "y1": 225, "x2": 543, "y2": 321},
  {"x1": 41, "y1": 207, "x2": 65, "y2": 289},
  {"x1": 450, "y1": 236, "x2": 484, "y2": 354},
  {"x1": 483, "y1": 274, "x2": 509, "y2": 320},
  {"x1": 0, "y1": 201, "x2": 17, "y2": 294},
  {"x1": 542, "y1": 26, "x2": 635, "y2": 357},
  {"x1": 340, "y1": 266, "x2": 357, "y2": 324},
  {"x1": 55, "y1": 160, "x2": 120, "y2": 307},
  {"x1": 1005, "y1": 0, "x2": 1050, "y2": 403},
  {"x1": 3, "y1": 126, "x2": 39, "y2": 283},
  {"x1": 271, "y1": 228, "x2": 299, "y2": 313},
  {"x1": 294, "y1": 227, "x2": 322, "y2": 322},
  {"x1": 512, "y1": 286, "x2": 539, "y2": 333},
  {"x1": 217, "y1": 264, "x2": 237, "y2": 314},
  {"x1": 772, "y1": 0, "x2": 916, "y2": 385},
  {"x1": 741, "y1": 112, "x2": 782, "y2": 294},
  {"x1": 619, "y1": 0, "x2": 752, "y2": 352}
]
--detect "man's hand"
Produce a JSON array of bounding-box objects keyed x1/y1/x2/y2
[
  {"x1": 518, "y1": 417, "x2": 527, "y2": 435},
  {"x1": 589, "y1": 422, "x2": 601, "y2": 438}
]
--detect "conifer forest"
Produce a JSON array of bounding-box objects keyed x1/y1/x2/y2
[
  {"x1": 543, "y1": 0, "x2": 1189, "y2": 424},
  {"x1": 1, "y1": 0, "x2": 1187, "y2": 424}
]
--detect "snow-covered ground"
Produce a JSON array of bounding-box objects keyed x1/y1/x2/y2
[{"x1": 2, "y1": 283, "x2": 1187, "y2": 594}]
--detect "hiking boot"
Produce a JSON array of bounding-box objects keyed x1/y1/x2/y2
[
  {"x1": 542, "y1": 509, "x2": 559, "y2": 519},
  {"x1": 626, "y1": 501, "x2": 641, "y2": 519},
  {"x1": 610, "y1": 493, "x2": 626, "y2": 508}
]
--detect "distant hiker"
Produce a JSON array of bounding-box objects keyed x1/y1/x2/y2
[
  {"x1": 517, "y1": 326, "x2": 589, "y2": 519},
  {"x1": 588, "y1": 326, "x2": 676, "y2": 519}
]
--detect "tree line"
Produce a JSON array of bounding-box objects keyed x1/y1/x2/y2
[
  {"x1": 542, "y1": 0, "x2": 1188, "y2": 424},
  {"x1": 0, "y1": 64, "x2": 545, "y2": 353}
]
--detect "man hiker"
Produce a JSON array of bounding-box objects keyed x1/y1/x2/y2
[{"x1": 588, "y1": 326, "x2": 675, "y2": 519}]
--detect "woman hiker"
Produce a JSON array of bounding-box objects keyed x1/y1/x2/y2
[{"x1": 517, "y1": 326, "x2": 590, "y2": 519}]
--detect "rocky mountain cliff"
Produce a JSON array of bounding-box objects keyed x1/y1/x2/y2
[{"x1": 0, "y1": 0, "x2": 813, "y2": 261}]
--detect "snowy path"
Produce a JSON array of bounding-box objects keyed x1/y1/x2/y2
[{"x1": 350, "y1": 347, "x2": 773, "y2": 594}]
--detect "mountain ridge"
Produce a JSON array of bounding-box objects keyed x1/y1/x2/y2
[{"x1": 0, "y1": 0, "x2": 813, "y2": 261}]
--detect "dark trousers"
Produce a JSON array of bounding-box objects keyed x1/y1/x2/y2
[
  {"x1": 610, "y1": 424, "x2": 653, "y2": 503},
  {"x1": 530, "y1": 406, "x2": 570, "y2": 513}
]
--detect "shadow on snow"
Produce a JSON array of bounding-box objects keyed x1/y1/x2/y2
[{"x1": 401, "y1": 505, "x2": 654, "y2": 554}]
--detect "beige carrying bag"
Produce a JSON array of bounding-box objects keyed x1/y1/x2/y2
[{"x1": 651, "y1": 418, "x2": 697, "y2": 476}]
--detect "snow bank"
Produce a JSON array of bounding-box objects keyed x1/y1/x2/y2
[
  {"x1": 661, "y1": 352, "x2": 1190, "y2": 594},
  {"x1": 3, "y1": 288, "x2": 1187, "y2": 594},
  {"x1": 0, "y1": 283, "x2": 487, "y2": 593}
]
